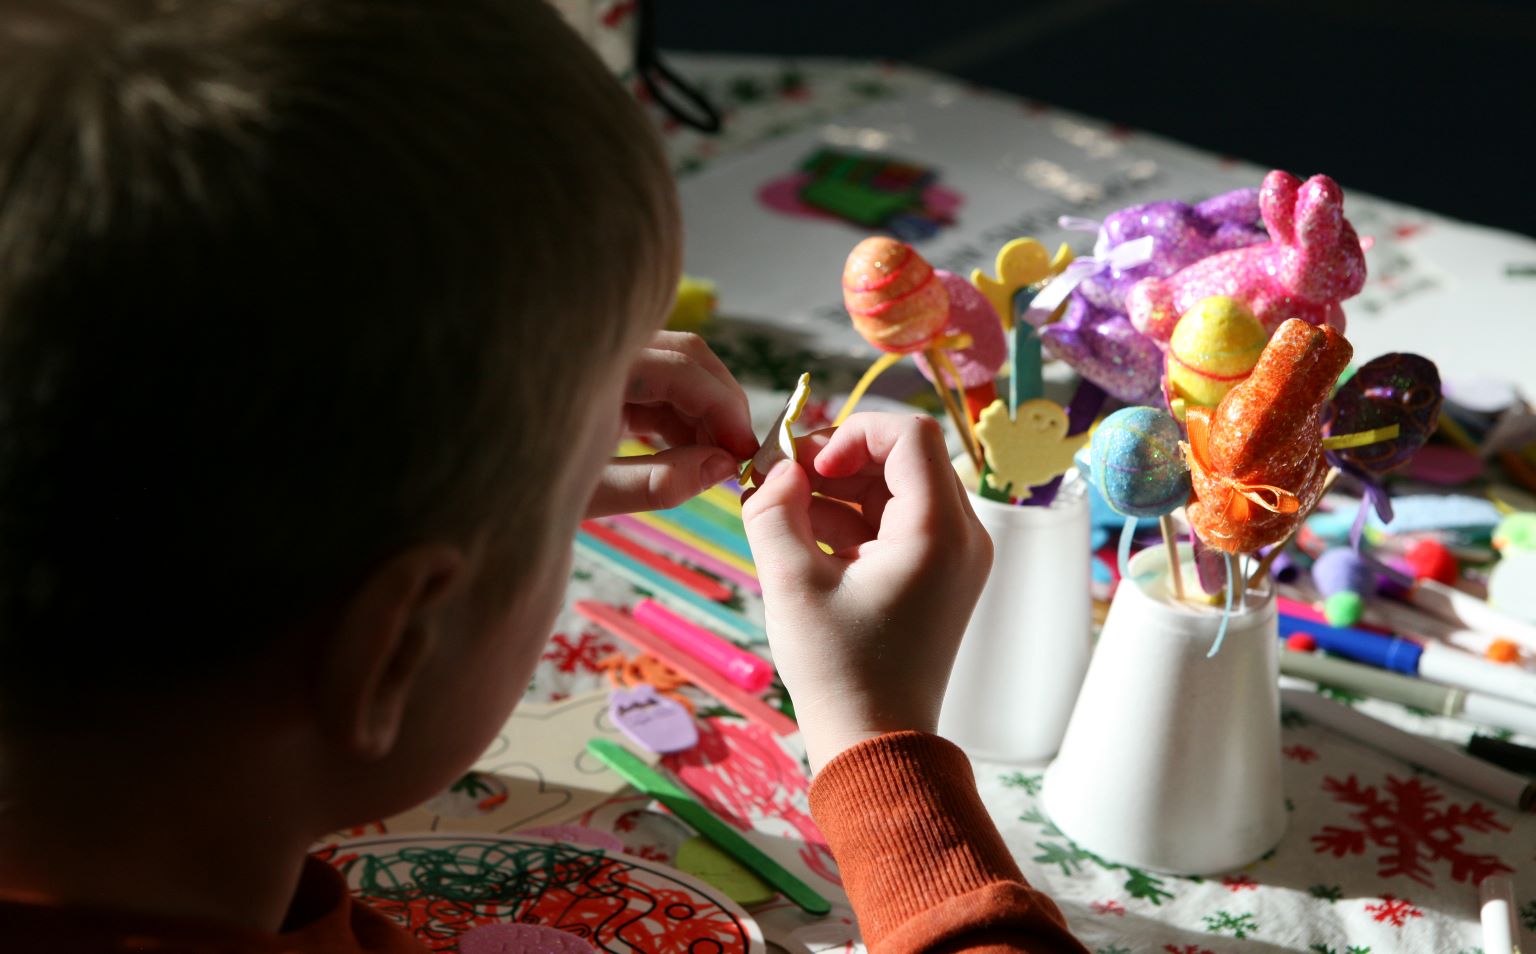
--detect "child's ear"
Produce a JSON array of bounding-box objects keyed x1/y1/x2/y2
[{"x1": 320, "y1": 544, "x2": 467, "y2": 761}]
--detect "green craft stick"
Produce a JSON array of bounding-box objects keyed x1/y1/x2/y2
[
  {"x1": 1009, "y1": 285, "x2": 1044, "y2": 413},
  {"x1": 586, "y1": 738, "x2": 832, "y2": 916}
]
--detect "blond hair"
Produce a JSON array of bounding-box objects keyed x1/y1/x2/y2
[{"x1": 0, "y1": 0, "x2": 679, "y2": 726}]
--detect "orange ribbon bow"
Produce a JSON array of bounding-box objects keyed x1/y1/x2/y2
[{"x1": 1182, "y1": 412, "x2": 1301, "y2": 524}]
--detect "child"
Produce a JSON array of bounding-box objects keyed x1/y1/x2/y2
[{"x1": 0, "y1": 1, "x2": 1087, "y2": 951}]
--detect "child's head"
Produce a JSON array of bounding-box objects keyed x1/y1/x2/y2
[{"x1": 0, "y1": 0, "x2": 677, "y2": 824}]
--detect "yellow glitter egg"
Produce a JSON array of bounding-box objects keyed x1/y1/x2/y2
[{"x1": 1166, "y1": 296, "x2": 1267, "y2": 409}]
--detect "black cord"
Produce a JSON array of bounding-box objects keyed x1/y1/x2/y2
[{"x1": 633, "y1": 0, "x2": 722, "y2": 134}]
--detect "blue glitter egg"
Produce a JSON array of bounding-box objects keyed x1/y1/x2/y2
[{"x1": 1090, "y1": 406, "x2": 1191, "y2": 518}]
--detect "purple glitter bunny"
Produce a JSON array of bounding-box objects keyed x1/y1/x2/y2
[{"x1": 1040, "y1": 188, "x2": 1266, "y2": 403}]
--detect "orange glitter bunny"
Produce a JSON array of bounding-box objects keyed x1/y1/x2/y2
[{"x1": 1183, "y1": 318, "x2": 1353, "y2": 554}]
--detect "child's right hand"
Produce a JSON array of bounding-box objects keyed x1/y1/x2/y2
[{"x1": 741, "y1": 413, "x2": 993, "y2": 773}]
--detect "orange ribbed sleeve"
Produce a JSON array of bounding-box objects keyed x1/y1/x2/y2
[{"x1": 808, "y1": 732, "x2": 1090, "y2": 954}]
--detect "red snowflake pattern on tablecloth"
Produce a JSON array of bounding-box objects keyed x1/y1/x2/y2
[
  {"x1": 1163, "y1": 945, "x2": 1214, "y2": 954},
  {"x1": 542, "y1": 631, "x2": 614, "y2": 674},
  {"x1": 1283, "y1": 744, "x2": 1319, "y2": 763},
  {"x1": 1090, "y1": 900, "x2": 1126, "y2": 916},
  {"x1": 664, "y1": 719, "x2": 841, "y2": 887},
  {"x1": 1311, "y1": 775, "x2": 1512, "y2": 886},
  {"x1": 1221, "y1": 874, "x2": 1259, "y2": 892},
  {"x1": 1365, "y1": 894, "x2": 1424, "y2": 927}
]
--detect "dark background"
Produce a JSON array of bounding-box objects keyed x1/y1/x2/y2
[{"x1": 657, "y1": 0, "x2": 1536, "y2": 238}]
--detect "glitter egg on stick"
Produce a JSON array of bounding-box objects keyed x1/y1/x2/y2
[
  {"x1": 1090, "y1": 406, "x2": 1192, "y2": 518},
  {"x1": 1183, "y1": 318, "x2": 1353, "y2": 554},
  {"x1": 1165, "y1": 296, "x2": 1266, "y2": 413},
  {"x1": 1324, "y1": 352, "x2": 1442, "y2": 477},
  {"x1": 842, "y1": 237, "x2": 949, "y2": 354}
]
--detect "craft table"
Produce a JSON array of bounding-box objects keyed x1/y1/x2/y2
[{"x1": 360, "y1": 56, "x2": 1536, "y2": 954}]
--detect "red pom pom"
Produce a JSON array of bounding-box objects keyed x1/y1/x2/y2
[
  {"x1": 1404, "y1": 539, "x2": 1459, "y2": 585},
  {"x1": 1285, "y1": 632, "x2": 1318, "y2": 652}
]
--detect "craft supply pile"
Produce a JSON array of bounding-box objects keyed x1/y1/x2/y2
[{"x1": 314, "y1": 167, "x2": 1536, "y2": 952}]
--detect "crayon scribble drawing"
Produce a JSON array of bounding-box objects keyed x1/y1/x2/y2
[
  {"x1": 380, "y1": 691, "x2": 660, "y2": 836},
  {"x1": 316, "y1": 834, "x2": 765, "y2": 954}
]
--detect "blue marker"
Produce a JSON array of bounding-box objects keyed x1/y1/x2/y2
[{"x1": 1278, "y1": 612, "x2": 1536, "y2": 708}]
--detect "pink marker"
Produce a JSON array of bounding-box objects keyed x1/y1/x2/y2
[{"x1": 632, "y1": 598, "x2": 774, "y2": 694}]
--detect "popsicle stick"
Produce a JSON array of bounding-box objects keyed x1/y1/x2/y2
[
  {"x1": 585, "y1": 738, "x2": 831, "y2": 915},
  {"x1": 608, "y1": 514, "x2": 761, "y2": 594},
  {"x1": 580, "y1": 520, "x2": 733, "y2": 602},
  {"x1": 629, "y1": 512, "x2": 758, "y2": 577},
  {"x1": 573, "y1": 532, "x2": 766, "y2": 643},
  {"x1": 1009, "y1": 286, "x2": 1044, "y2": 413}
]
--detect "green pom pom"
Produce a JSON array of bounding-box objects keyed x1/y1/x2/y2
[{"x1": 1324, "y1": 591, "x2": 1363, "y2": 626}]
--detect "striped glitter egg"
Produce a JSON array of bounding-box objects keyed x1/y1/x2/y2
[
  {"x1": 1090, "y1": 406, "x2": 1191, "y2": 518},
  {"x1": 1166, "y1": 296, "x2": 1267, "y2": 409},
  {"x1": 842, "y1": 237, "x2": 949, "y2": 354}
]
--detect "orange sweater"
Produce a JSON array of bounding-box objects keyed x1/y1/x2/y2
[
  {"x1": 1, "y1": 732, "x2": 1087, "y2": 953},
  {"x1": 809, "y1": 732, "x2": 1089, "y2": 954}
]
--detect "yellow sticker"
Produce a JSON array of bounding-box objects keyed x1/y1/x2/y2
[{"x1": 974, "y1": 398, "x2": 1088, "y2": 498}]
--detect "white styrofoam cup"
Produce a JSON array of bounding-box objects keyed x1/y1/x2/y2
[
  {"x1": 1041, "y1": 543, "x2": 1286, "y2": 874},
  {"x1": 937, "y1": 458, "x2": 1092, "y2": 763}
]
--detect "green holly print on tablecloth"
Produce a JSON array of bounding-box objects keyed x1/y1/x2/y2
[
  {"x1": 1309, "y1": 883, "x2": 1345, "y2": 903},
  {"x1": 1202, "y1": 910, "x2": 1258, "y2": 939},
  {"x1": 1309, "y1": 945, "x2": 1371, "y2": 954},
  {"x1": 999, "y1": 771, "x2": 1044, "y2": 796},
  {"x1": 1021, "y1": 807, "x2": 1177, "y2": 906}
]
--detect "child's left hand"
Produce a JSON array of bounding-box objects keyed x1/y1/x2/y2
[{"x1": 586, "y1": 331, "x2": 757, "y2": 517}]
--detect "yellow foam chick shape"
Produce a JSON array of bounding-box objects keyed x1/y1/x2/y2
[
  {"x1": 975, "y1": 398, "x2": 1088, "y2": 498},
  {"x1": 971, "y1": 239, "x2": 1076, "y2": 331},
  {"x1": 741, "y1": 372, "x2": 811, "y2": 487}
]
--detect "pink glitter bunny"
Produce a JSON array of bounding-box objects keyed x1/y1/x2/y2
[{"x1": 1125, "y1": 171, "x2": 1367, "y2": 343}]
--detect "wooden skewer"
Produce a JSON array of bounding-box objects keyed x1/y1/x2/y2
[
  {"x1": 1160, "y1": 514, "x2": 1185, "y2": 601},
  {"x1": 925, "y1": 346, "x2": 983, "y2": 471},
  {"x1": 1246, "y1": 466, "x2": 1341, "y2": 588}
]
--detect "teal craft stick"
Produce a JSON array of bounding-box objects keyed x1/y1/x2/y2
[
  {"x1": 586, "y1": 738, "x2": 831, "y2": 916},
  {"x1": 654, "y1": 505, "x2": 754, "y2": 561},
  {"x1": 574, "y1": 532, "x2": 765, "y2": 643},
  {"x1": 1009, "y1": 285, "x2": 1044, "y2": 413},
  {"x1": 678, "y1": 495, "x2": 748, "y2": 540}
]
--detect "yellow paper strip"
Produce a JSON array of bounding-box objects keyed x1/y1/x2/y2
[
  {"x1": 1321, "y1": 424, "x2": 1401, "y2": 451},
  {"x1": 834, "y1": 352, "x2": 903, "y2": 427}
]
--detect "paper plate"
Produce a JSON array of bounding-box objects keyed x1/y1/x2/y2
[{"x1": 320, "y1": 832, "x2": 766, "y2": 954}]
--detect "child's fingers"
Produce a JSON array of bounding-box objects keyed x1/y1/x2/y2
[
  {"x1": 623, "y1": 404, "x2": 705, "y2": 449},
  {"x1": 632, "y1": 334, "x2": 758, "y2": 457},
  {"x1": 811, "y1": 413, "x2": 968, "y2": 535},
  {"x1": 807, "y1": 496, "x2": 878, "y2": 553},
  {"x1": 585, "y1": 446, "x2": 739, "y2": 518},
  {"x1": 626, "y1": 348, "x2": 757, "y2": 459},
  {"x1": 741, "y1": 460, "x2": 833, "y2": 586},
  {"x1": 648, "y1": 330, "x2": 740, "y2": 397}
]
